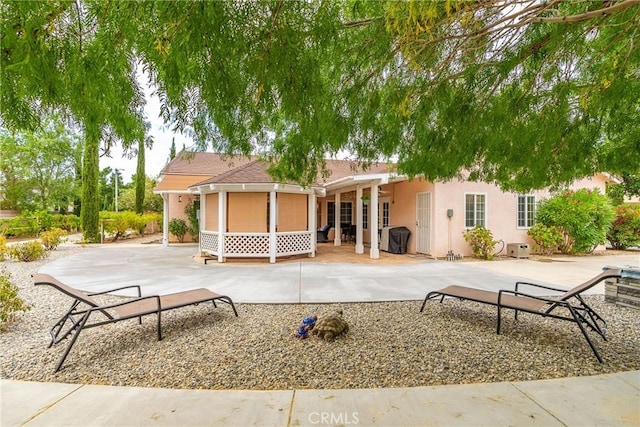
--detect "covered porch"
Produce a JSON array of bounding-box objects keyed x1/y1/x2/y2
[{"x1": 321, "y1": 173, "x2": 402, "y2": 260}]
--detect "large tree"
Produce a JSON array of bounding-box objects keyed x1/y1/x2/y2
[
  {"x1": 2, "y1": 1, "x2": 639, "y2": 204},
  {"x1": 1, "y1": 1, "x2": 145, "y2": 240},
  {"x1": 0, "y1": 118, "x2": 81, "y2": 211}
]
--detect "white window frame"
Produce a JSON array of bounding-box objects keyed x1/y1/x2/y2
[
  {"x1": 464, "y1": 193, "x2": 487, "y2": 228},
  {"x1": 362, "y1": 203, "x2": 368, "y2": 230},
  {"x1": 517, "y1": 194, "x2": 536, "y2": 229},
  {"x1": 327, "y1": 201, "x2": 353, "y2": 227}
]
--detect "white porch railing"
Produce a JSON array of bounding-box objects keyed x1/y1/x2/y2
[{"x1": 200, "y1": 230, "x2": 313, "y2": 261}]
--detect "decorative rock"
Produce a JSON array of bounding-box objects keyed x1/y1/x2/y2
[{"x1": 0, "y1": 245, "x2": 639, "y2": 391}]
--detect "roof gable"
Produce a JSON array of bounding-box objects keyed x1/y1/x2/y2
[
  {"x1": 158, "y1": 152, "x2": 395, "y2": 191},
  {"x1": 196, "y1": 160, "x2": 283, "y2": 185},
  {"x1": 160, "y1": 152, "x2": 255, "y2": 176}
]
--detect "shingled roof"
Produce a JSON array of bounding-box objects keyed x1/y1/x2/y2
[
  {"x1": 159, "y1": 152, "x2": 256, "y2": 176},
  {"x1": 159, "y1": 152, "x2": 394, "y2": 189},
  {"x1": 195, "y1": 160, "x2": 284, "y2": 185}
]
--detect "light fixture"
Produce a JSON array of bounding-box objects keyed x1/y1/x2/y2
[{"x1": 178, "y1": 195, "x2": 182, "y2": 203}]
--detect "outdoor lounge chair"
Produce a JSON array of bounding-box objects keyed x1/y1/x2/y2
[
  {"x1": 419, "y1": 269, "x2": 622, "y2": 363},
  {"x1": 33, "y1": 273, "x2": 238, "y2": 372}
]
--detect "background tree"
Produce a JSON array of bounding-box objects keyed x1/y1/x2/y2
[
  {"x1": 134, "y1": 136, "x2": 152, "y2": 214},
  {"x1": 0, "y1": 118, "x2": 81, "y2": 211},
  {"x1": 118, "y1": 176, "x2": 163, "y2": 213},
  {"x1": 168, "y1": 137, "x2": 176, "y2": 162}
]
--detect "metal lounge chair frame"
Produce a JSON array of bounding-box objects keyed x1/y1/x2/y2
[
  {"x1": 419, "y1": 269, "x2": 622, "y2": 363},
  {"x1": 33, "y1": 273, "x2": 238, "y2": 372}
]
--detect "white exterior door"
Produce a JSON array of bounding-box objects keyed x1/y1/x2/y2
[
  {"x1": 416, "y1": 192, "x2": 431, "y2": 254},
  {"x1": 378, "y1": 197, "x2": 390, "y2": 229}
]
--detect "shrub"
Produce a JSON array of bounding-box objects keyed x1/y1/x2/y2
[
  {"x1": 1, "y1": 215, "x2": 38, "y2": 238},
  {"x1": 607, "y1": 204, "x2": 640, "y2": 250},
  {"x1": 8, "y1": 241, "x2": 47, "y2": 262},
  {"x1": 39, "y1": 227, "x2": 68, "y2": 250},
  {"x1": 527, "y1": 223, "x2": 563, "y2": 255},
  {"x1": 0, "y1": 270, "x2": 31, "y2": 331},
  {"x1": 184, "y1": 201, "x2": 199, "y2": 242},
  {"x1": 142, "y1": 212, "x2": 162, "y2": 233},
  {"x1": 463, "y1": 225, "x2": 498, "y2": 260},
  {"x1": 0, "y1": 212, "x2": 80, "y2": 238},
  {"x1": 129, "y1": 214, "x2": 148, "y2": 236},
  {"x1": 0, "y1": 235, "x2": 7, "y2": 261},
  {"x1": 535, "y1": 189, "x2": 615, "y2": 254},
  {"x1": 168, "y1": 218, "x2": 188, "y2": 243}
]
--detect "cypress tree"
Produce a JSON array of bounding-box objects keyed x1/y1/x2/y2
[{"x1": 135, "y1": 138, "x2": 146, "y2": 214}]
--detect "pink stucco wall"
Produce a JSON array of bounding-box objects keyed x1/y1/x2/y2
[
  {"x1": 390, "y1": 175, "x2": 609, "y2": 257},
  {"x1": 168, "y1": 193, "x2": 197, "y2": 242}
]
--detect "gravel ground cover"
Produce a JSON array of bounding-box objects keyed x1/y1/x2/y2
[{"x1": 1, "y1": 244, "x2": 639, "y2": 391}]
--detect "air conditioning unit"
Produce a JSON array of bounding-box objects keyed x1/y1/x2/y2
[{"x1": 507, "y1": 243, "x2": 530, "y2": 259}]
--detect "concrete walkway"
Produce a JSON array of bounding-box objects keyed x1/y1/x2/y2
[
  {"x1": 3, "y1": 370, "x2": 639, "y2": 426},
  {"x1": 2, "y1": 244, "x2": 639, "y2": 426},
  {"x1": 36, "y1": 244, "x2": 640, "y2": 303}
]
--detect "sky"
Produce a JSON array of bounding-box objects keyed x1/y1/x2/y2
[{"x1": 99, "y1": 72, "x2": 193, "y2": 183}]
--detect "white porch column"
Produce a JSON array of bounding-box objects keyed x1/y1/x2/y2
[
  {"x1": 218, "y1": 191, "x2": 226, "y2": 263},
  {"x1": 355, "y1": 187, "x2": 364, "y2": 254},
  {"x1": 333, "y1": 192, "x2": 341, "y2": 246},
  {"x1": 269, "y1": 191, "x2": 277, "y2": 263},
  {"x1": 370, "y1": 184, "x2": 380, "y2": 259},
  {"x1": 162, "y1": 193, "x2": 169, "y2": 247},
  {"x1": 308, "y1": 193, "x2": 316, "y2": 258},
  {"x1": 199, "y1": 193, "x2": 205, "y2": 253}
]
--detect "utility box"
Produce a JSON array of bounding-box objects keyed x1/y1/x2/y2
[{"x1": 507, "y1": 243, "x2": 530, "y2": 259}]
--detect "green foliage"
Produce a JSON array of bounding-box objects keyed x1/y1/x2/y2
[
  {"x1": 1, "y1": 1, "x2": 639, "y2": 193},
  {"x1": 8, "y1": 241, "x2": 47, "y2": 262},
  {"x1": 607, "y1": 175, "x2": 640, "y2": 207},
  {"x1": 462, "y1": 225, "x2": 498, "y2": 260},
  {"x1": 117, "y1": 177, "x2": 163, "y2": 213},
  {"x1": 184, "y1": 201, "x2": 200, "y2": 243},
  {"x1": 81, "y1": 133, "x2": 101, "y2": 243},
  {"x1": 100, "y1": 211, "x2": 136, "y2": 241},
  {"x1": 620, "y1": 174, "x2": 640, "y2": 198},
  {"x1": 527, "y1": 223, "x2": 563, "y2": 256},
  {"x1": 0, "y1": 235, "x2": 7, "y2": 261},
  {"x1": 0, "y1": 270, "x2": 31, "y2": 331},
  {"x1": 169, "y1": 137, "x2": 176, "y2": 161},
  {"x1": 0, "y1": 118, "x2": 81, "y2": 211},
  {"x1": 168, "y1": 218, "x2": 188, "y2": 243},
  {"x1": 0, "y1": 212, "x2": 80, "y2": 238},
  {"x1": 606, "y1": 183, "x2": 625, "y2": 206},
  {"x1": 535, "y1": 189, "x2": 616, "y2": 254},
  {"x1": 99, "y1": 211, "x2": 159, "y2": 241},
  {"x1": 39, "y1": 227, "x2": 68, "y2": 250},
  {"x1": 0, "y1": 215, "x2": 38, "y2": 238},
  {"x1": 607, "y1": 204, "x2": 640, "y2": 250},
  {"x1": 129, "y1": 214, "x2": 148, "y2": 236},
  {"x1": 135, "y1": 137, "x2": 149, "y2": 214}
]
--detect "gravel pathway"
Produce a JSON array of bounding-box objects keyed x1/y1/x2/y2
[{"x1": 1, "y1": 244, "x2": 639, "y2": 391}]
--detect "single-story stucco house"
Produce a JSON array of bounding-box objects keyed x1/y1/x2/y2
[{"x1": 154, "y1": 152, "x2": 614, "y2": 263}]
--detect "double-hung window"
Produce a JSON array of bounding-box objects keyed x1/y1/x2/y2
[
  {"x1": 517, "y1": 195, "x2": 536, "y2": 228},
  {"x1": 327, "y1": 201, "x2": 352, "y2": 227},
  {"x1": 465, "y1": 194, "x2": 486, "y2": 227},
  {"x1": 362, "y1": 204, "x2": 368, "y2": 230}
]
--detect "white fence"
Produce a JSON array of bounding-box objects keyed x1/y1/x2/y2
[{"x1": 200, "y1": 230, "x2": 313, "y2": 261}]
